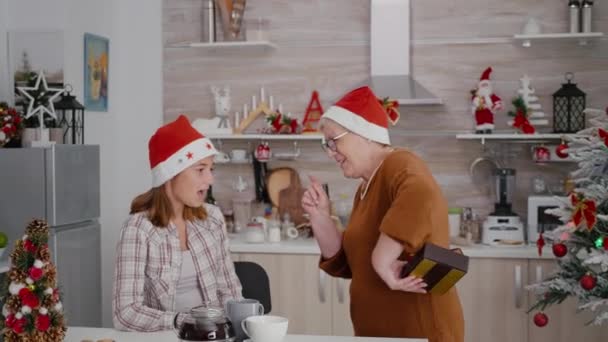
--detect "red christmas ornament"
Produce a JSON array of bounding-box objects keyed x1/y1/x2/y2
[
  {"x1": 5, "y1": 313, "x2": 16, "y2": 328},
  {"x1": 556, "y1": 142, "x2": 569, "y2": 159},
  {"x1": 18, "y1": 288, "x2": 30, "y2": 298},
  {"x1": 552, "y1": 243, "x2": 567, "y2": 257},
  {"x1": 19, "y1": 288, "x2": 40, "y2": 308},
  {"x1": 580, "y1": 274, "x2": 597, "y2": 291},
  {"x1": 533, "y1": 312, "x2": 548, "y2": 327},
  {"x1": 23, "y1": 239, "x2": 37, "y2": 254},
  {"x1": 599, "y1": 128, "x2": 608, "y2": 147},
  {"x1": 603, "y1": 237, "x2": 608, "y2": 251},
  {"x1": 12, "y1": 317, "x2": 26, "y2": 334},
  {"x1": 29, "y1": 267, "x2": 44, "y2": 281},
  {"x1": 536, "y1": 232, "x2": 545, "y2": 256},
  {"x1": 35, "y1": 314, "x2": 51, "y2": 332}
]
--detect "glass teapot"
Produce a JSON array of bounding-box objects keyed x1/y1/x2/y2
[{"x1": 174, "y1": 305, "x2": 236, "y2": 342}]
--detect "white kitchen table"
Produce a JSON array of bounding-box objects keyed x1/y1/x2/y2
[{"x1": 65, "y1": 327, "x2": 427, "y2": 342}]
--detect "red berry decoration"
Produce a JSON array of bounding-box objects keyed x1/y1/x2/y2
[
  {"x1": 556, "y1": 142, "x2": 569, "y2": 159},
  {"x1": 580, "y1": 274, "x2": 597, "y2": 291},
  {"x1": 603, "y1": 237, "x2": 608, "y2": 251},
  {"x1": 552, "y1": 243, "x2": 568, "y2": 257},
  {"x1": 534, "y1": 312, "x2": 548, "y2": 327}
]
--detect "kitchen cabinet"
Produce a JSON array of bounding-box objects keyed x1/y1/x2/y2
[
  {"x1": 237, "y1": 253, "x2": 333, "y2": 335},
  {"x1": 457, "y1": 258, "x2": 608, "y2": 342},
  {"x1": 456, "y1": 258, "x2": 529, "y2": 342},
  {"x1": 331, "y1": 278, "x2": 353, "y2": 336},
  {"x1": 527, "y1": 260, "x2": 608, "y2": 342},
  {"x1": 234, "y1": 253, "x2": 608, "y2": 340}
]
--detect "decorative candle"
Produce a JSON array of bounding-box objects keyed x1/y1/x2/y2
[
  {"x1": 278, "y1": 104, "x2": 283, "y2": 113},
  {"x1": 269, "y1": 95, "x2": 274, "y2": 110},
  {"x1": 252, "y1": 95, "x2": 257, "y2": 109},
  {"x1": 243, "y1": 104, "x2": 248, "y2": 119},
  {"x1": 260, "y1": 87, "x2": 265, "y2": 103},
  {"x1": 235, "y1": 111, "x2": 240, "y2": 127}
]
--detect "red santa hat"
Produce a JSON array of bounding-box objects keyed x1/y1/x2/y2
[
  {"x1": 479, "y1": 67, "x2": 493, "y2": 85},
  {"x1": 148, "y1": 115, "x2": 217, "y2": 187},
  {"x1": 321, "y1": 86, "x2": 394, "y2": 145}
]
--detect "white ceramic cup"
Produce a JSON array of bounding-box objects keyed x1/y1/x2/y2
[
  {"x1": 241, "y1": 315, "x2": 288, "y2": 342},
  {"x1": 214, "y1": 151, "x2": 230, "y2": 163},
  {"x1": 231, "y1": 149, "x2": 247, "y2": 161}
]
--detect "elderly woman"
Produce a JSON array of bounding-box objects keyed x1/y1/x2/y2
[
  {"x1": 113, "y1": 115, "x2": 242, "y2": 331},
  {"x1": 302, "y1": 86, "x2": 464, "y2": 342}
]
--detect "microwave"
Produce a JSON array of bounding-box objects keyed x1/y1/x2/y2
[{"x1": 527, "y1": 195, "x2": 568, "y2": 243}]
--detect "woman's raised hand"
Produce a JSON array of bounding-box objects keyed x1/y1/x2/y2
[{"x1": 302, "y1": 175, "x2": 331, "y2": 219}]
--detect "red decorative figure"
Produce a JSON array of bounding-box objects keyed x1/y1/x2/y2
[
  {"x1": 302, "y1": 91, "x2": 323, "y2": 133},
  {"x1": 471, "y1": 67, "x2": 502, "y2": 133}
]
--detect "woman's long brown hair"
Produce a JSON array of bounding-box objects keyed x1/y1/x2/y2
[{"x1": 130, "y1": 186, "x2": 207, "y2": 227}]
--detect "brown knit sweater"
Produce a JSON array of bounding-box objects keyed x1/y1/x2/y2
[{"x1": 320, "y1": 149, "x2": 465, "y2": 342}]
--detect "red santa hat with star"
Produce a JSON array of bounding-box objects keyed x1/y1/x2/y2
[
  {"x1": 148, "y1": 115, "x2": 217, "y2": 187},
  {"x1": 321, "y1": 86, "x2": 398, "y2": 145}
]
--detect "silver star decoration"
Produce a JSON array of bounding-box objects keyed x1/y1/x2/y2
[{"x1": 16, "y1": 70, "x2": 65, "y2": 127}]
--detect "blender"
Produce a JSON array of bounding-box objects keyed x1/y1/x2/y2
[{"x1": 482, "y1": 168, "x2": 525, "y2": 245}]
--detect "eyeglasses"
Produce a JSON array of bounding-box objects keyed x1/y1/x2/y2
[{"x1": 321, "y1": 132, "x2": 349, "y2": 152}]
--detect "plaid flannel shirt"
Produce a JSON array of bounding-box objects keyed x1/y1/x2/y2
[{"x1": 112, "y1": 204, "x2": 242, "y2": 332}]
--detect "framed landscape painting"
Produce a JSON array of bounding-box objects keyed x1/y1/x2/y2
[{"x1": 84, "y1": 33, "x2": 109, "y2": 112}]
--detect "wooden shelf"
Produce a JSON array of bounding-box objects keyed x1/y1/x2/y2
[
  {"x1": 513, "y1": 32, "x2": 604, "y2": 47},
  {"x1": 207, "y1": 133, "x2": 323, "y2": 141},
  {"x1": 456, "y1": 133, "x2": 587, "y2": 145},
  {"x1": 167, "y1": 40, "x2": 277, "y2": 52}
]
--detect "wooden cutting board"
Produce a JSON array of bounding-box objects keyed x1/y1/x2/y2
[
  {"x1": 266, "y1": 167, "x2": 295, "y2": 207},
  {"x1": 278, "y1": 169, "x2": 307, "y2": 226}
]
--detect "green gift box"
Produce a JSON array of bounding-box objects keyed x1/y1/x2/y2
[{"x1": 399, "y1": 243, "x2": 469, "y2": 294}]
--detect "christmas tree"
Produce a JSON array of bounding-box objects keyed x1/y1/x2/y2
[
  {"x1": 0, "y1": 219, "x2": 67, "y2": 341},
  {"x1": 528, "y1": 108, "x2": 608, "y2": 327}
]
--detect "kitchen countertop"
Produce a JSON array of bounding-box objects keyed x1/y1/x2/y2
[
  {"x1": 65, "y1": 327, "x2": 426, "y2": 342},
  {"x1": 229, "y1": 233, "x2": 555, "y2": 259}
]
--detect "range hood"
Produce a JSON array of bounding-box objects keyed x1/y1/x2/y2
[{"x1": 364, "y1": 0, "x2": 442, "y2": 105}]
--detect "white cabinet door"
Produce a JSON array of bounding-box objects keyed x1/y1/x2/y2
[
  {"x1": 331, "y1": 277, "x2": 354, "y2": 336},
  {"x1": 237, "y1": 253, "x2": 333, "y2": 335},
  {"x1": 457, "y1": 258, "x2": 529, "y2": 342},
  {"x1": 527, "y1": 260, "x2": 608, "y2": 342}
]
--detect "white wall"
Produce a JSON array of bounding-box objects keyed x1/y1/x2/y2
[{"x1": 0, "y1": 0, "x2": 163, "y2": 327}]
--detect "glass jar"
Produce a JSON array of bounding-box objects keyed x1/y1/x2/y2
[
  {"x1": 232, "y1": 199, "x2": 252, "y2": 233},
  {"x1": 175, "y1": 305, "x2": 236, "y2": 341}
]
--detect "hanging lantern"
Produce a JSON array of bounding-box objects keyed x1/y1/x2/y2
[
  {"x1": 54, "y1": 85, "x2": 85, "y2": 144},
  {"x1": 552, "y1": 72, "x2": 586, "y2": 133}
]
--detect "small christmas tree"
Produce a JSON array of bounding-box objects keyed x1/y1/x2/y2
[
  {"x1": 528, "y1": 108, "x2": 608, "y2": 327},
  {"x1": 0, "y1": 219, "x2": 66, "y2": 341}
]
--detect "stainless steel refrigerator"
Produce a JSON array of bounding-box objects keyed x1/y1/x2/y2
[{"x1": 0, "y1": 145, "x2": 101, "y2": 327}]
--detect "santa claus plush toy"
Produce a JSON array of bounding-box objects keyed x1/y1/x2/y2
[{"x1": 471, "y1": 67, "x2": 502, "y2": 134}]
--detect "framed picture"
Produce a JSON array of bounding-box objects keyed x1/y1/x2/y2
[
  {"x1": 8, "y1": 30, "x2": 64, "y2": 104},
  {"x1": 84, "y1": 33, "x2": 109, "y2": 112}
]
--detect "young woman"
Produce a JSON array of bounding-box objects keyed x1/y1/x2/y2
[{"x1": 113, "y1": 115, "x2": 242, "y2": 332}]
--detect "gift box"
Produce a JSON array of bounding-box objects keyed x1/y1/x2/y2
[{"x1": 399, "y1": 243, "x2": 469, "y2": 295}]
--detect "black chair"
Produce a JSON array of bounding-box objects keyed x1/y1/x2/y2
[{"x1": 233, "y1": 261, "x2": 272, "y2": 314}]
